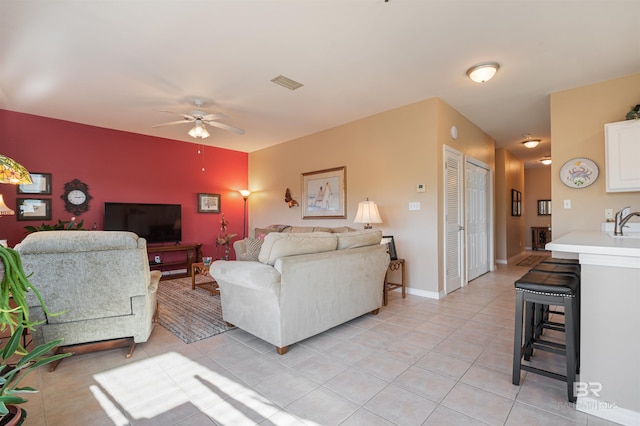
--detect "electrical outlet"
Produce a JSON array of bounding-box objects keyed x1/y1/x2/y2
[
  {"x1": 605, "y1": 209, "x2": 614, "y2": 221},
  {"x1": 564, "y1": 200, "x2": 571, "y2": 209}
]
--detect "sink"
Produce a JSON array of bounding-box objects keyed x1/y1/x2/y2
[{"x1": 607, "y1": 232, "x2": 640, "y2": 239}]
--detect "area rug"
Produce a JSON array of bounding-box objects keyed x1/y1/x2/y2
[
  {"x1": 516, "y1": 255, "x2": 546, "y2": 267},
  {"x1": 156, "y1": 276, "x2": 232, "y2": 344}
]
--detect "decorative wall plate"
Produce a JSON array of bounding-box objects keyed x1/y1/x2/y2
[{"x1": 560, "y1": 157, "x2": 599, "y2": 188}]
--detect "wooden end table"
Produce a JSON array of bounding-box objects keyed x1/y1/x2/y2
[
  {"x1": 383, "y1": 258, "x2": 406, "y2": 306},
  {"x1": 190, "y1": 262, "x2": 220, "y2": 296}
]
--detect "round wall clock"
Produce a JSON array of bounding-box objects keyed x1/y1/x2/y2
[
  {"x1": 559, "y1": 158, "x2": 599, "y2": 188},
  {"x1": 61, "y1": 179, "x2": 92, "y2": 215}
]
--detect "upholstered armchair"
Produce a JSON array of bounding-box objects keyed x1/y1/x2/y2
[{"x1": 15, "y1": 231, "x2": 161, "y2": 369}]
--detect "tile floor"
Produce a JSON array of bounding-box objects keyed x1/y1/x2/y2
[{"x1": 19, "y1": 256, "x2": 622, "y2": 425}]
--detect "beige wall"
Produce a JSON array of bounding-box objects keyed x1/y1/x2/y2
[
  {"x1": 248, "y1": 97, "x2": 494, "y2": 297},
  {"x1": 495, "y1": 148, "x2": 525, "y2": 262},
  {"x1": 550, "y1": 73, "x2": 640, "y2": 236},
  {"x1": 524, "y1": 167, "x2": 552, "y2": 248}
]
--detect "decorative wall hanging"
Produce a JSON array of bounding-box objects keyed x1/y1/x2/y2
[
  {"x1": 511, "y1": 189, "x2": 521, "y2": 216},
  {"x1": 559, "y1": 158, "x2": 599, "y2": 188},
  {"x1": 61, "y1": 179, "x2": 92, "y2": 215},
  {"x1": 284, "y1": 188, "x2": 298, "y2": 208},
  {"x1": 301, "y1": 166, "x2": 346, "y2": 219},
  {"x1": 17, "y1": 198, "x2": 52, "y2": 221},
  {"x1": 17, "y1": 172, "x2": 51, "y2": 195},
  {"x1": 198, "y1": 193, "x2": 221, "y2": 213}
]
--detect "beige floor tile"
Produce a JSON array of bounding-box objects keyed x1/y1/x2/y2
[
  {"x1": 253, "y1": 370, "x2": 318, "y2": 408},
  {"x1": 353, "y1": 352, "x2": 412, "y2": 382},
  {"x1": 292, "y1": 352, "x2": 349, "y2": 384},
  {"x1": 363, "y1": 383, "x2": 438, "y2": 425},
  {"x1": 441, "y1": 382, "x2": 514, "y2": 425},
  {"x1": 505, "y1": 401, "x2": 579, "y2": 426},
  {"x1": 324, "y1": 367, "x2": 388, "y2": 405},
  {"x1": 414, "y1": 351, "x2": 472, "y2": 380},
  {"x1": 423, "y1": 405, "x2": 488, "y2": 425},
  {"x1": 285, "y1": 387, "x2": 359, "y2": 426},
  {"x1": 340, "y1": 407, "x2": 395, "y2": 426},
  {"x1": 326, "y1": 340, "x2": 373, "y2": 366},
  {"x1": 460, "y1": 364, "x2": 520, "y2": 400},
  {"x1": 393, "y1": 366, "x2": 457, "y2": 403},
  {"x1": 433, "y1": 336, "x2": 485, "y2": 363}
]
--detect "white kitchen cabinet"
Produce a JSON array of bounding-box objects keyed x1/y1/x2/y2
[{"x1": 605, "y1": 119, "x2": 640, "y2": 192}]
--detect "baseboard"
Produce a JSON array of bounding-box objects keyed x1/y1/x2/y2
[
  {"x1": 496, "y1": 259, "x2": 507, "y2": 264},
  {"x1": 404, "y1": 287, "x2": 443, "y2": 300},
  {"x1": 577, "y1": 396, "x2": 640, "y2": 426}
]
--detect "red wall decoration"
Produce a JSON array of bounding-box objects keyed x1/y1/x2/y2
[{"x1": 0, "y1": 109, "x2": 248, "y2": 260}]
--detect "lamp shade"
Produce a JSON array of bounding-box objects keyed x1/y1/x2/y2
[
  {"x1": 540, "y1": 157, "x2": 552, "y2": 165},
  {"x1": 239, "y1": 189, "x2": 251, "y2": 198},
  {"x1": 354, "y1": 199, "x2": 382, "y2": 229},
  {"x1": 0, "y1": 155, "x2": 32, "y2": 185},
  {"x1": 522, "y1": 139, "x2": 540, "y2": 149},
  {"x1": 0, "y1": 195, "x2": 15, "y2": 215},
  {"x1": 188, "y1": 120, "x2": 210, "y2": 139}
]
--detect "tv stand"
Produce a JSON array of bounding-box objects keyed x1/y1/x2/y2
[{"x1": 148, "y1": 243, "x2": 202, "y2": 280}]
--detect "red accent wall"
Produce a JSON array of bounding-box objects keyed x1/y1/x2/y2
[{"x1": 0, "y1": 109, "x2": 248, "y2": 259}]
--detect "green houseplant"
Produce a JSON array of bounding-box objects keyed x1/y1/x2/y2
[{"x1": 0, "y1": 246, "x2": 70, "y2": 425}]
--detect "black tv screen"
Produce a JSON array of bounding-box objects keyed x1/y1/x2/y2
[{"x1": 104, "y1": 202, "x2": 182, "y2": 244}]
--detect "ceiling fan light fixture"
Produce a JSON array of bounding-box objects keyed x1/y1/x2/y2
[
  {"x1": 522, "y1": 139, "x2": 540, "y2": 149},
  {"x1": 188, "y1": 120, "x2": 210, "y2": 139},
  {"x1": 540, "y1": 156, "x2": 552, "y2": 165},
  {"x1": 466, "y1": 62, "x2": 500, "y2": 83}
]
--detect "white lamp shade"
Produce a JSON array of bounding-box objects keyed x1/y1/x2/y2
[
  {"x1": 354, "y1": 200, "x2": 382, "y2": 225},
  {"x1": 188, "y1": 120, "x2": 210, "y2": 139},
  {"x1": 0, "y1": 194, "x2": 15, "y2": 215},
  {"x1": 522, "y1": 140, "x2": 540, "y2": 149}
]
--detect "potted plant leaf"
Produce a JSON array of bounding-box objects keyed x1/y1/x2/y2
[{"x1": 0, "y1": 246, "x2": 70, "y2": 425}]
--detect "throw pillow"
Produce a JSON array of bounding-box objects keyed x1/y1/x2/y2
[{"x1": 244, "y1": 238, "x2": 264, "y2": 261}]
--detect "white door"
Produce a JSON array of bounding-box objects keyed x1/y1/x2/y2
[
  {"x1": 444, "y1": 146, "x2": 464, "y2": 294},
  {"x1": 466, "y1": 160, "x2": 490, "y2": 281}
]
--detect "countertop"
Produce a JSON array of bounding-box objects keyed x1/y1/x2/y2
[{"x1": 546, "y1": 230, "x2": 640, "y2": 268}]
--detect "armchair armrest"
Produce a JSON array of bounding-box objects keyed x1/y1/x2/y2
[{"x1": 149, "y1": 270, "x2": 162, "y2": 293}]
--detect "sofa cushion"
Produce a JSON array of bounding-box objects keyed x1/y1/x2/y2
[
  {"x1": 254, "y1": 227, "x2": 281, "y2": 239},
  {"x1": 336, "y1": 229, "x2": 382, "y2": 250},
  {"x1": 244, "y1": 238, "x2": 264, "y2": 261},
  {"x1": 258, "y1": 232, "x2": 338, "y2": 265}
]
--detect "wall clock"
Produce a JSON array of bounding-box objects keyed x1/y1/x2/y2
[
  {"x1": 61, "y1": 179, "x2": 92, "y2": 215},
  {"x1": 559, "y1": 157, "x2": 599, "y2": 188}
]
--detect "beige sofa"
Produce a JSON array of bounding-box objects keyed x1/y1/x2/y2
[
  {"x1": 212, "y1": 229, "x2": 389, "y2": 354},
  {"x1": 15, "y1": 231, "x2": 161, "y2": 363}
]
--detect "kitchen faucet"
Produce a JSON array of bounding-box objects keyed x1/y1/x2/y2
[{"x1": 614, "y1": 206, "x2": 640, "y2": 236}]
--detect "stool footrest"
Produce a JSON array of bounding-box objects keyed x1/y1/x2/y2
[{"x1": 521, "y1": 364, "x2": 567, "y2": 382}]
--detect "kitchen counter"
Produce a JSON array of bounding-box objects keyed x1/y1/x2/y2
[{"x1": 546, "y1": 231, "x2": 640, "y2": 426}]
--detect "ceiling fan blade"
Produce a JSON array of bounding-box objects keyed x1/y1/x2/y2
[
  {"x1": 205, "y1": 120, "x2": 246, "y2": 135},
  {"x1": 159, "y1": 110, "x2": 195, "y2": 121},
  {"x1": 202, "y1": 113, "x2": 228, "y2": 121},
  {"x1": 151, "y1": 119, "x2": 192, "y2": 128}
]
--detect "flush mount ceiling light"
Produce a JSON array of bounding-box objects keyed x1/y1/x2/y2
[
  {"x1": 522, "y1": 139, "x2": 540, "y2": 149},
  {"x1": 540, "y1": 156, "x2": 552, "y2": 165},
  {"x1": 466, "y1": 61, "x2": 500, "y2": 83}
]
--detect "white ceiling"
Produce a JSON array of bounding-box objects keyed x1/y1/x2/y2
[{"x1": 2, "y1": 1, "x2": 639, "y2": 168}]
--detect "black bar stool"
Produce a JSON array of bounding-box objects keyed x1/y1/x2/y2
[
  {"x1": 539, "y1": 257, "x2": 579, "y2": 266},
  {"x1": 513, "y1": 271, "x2": 580, "y2": 403}
]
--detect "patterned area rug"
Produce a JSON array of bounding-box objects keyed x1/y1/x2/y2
[
  {"x1": 516, "y1": 255, "x2": 546, "y2": 267},
  {"x1": 156, "y1": 276, "x2": 232, "y2": 344}
]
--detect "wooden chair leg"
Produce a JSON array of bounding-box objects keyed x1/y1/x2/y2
[
  {"x1": 371, "y1": 308, "x2": 380, "y2": 315},
  {"x1": 153, "y1": 302, "x2": 159, "y2": 323},
  {"x1": 276, "y1": 346, "x2": 289, "y2": 355},
  {"x1": 225, "y1": 321, "x2": 234, "y2": 327},
  {"x1": 48, "y1": 337, "x2": 136, "y2": 372}
]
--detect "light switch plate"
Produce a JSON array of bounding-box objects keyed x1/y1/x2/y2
[
  {"x1": 564, "y1": 200, "x2": 571, "y2": 209},
  {"x1": 409, "y1": 202, "x2": 421, "y2": 211}
]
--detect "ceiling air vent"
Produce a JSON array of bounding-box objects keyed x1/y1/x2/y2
[{"x1": 270, "y1": 75, "x2": 304, "y2": 91}]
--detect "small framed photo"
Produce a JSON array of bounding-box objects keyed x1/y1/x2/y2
[
  {"x1": 198, "y1": 193, "x2": 221, "y2": 213},
  {"x1": 511, "y1": 189, "x2": 522, "y2": 217},
  {"x1": 381, "y1": 235, "x2": 397, "y2": 261},
  {"x1": 17, "y1": 198, "x2": 52, "y2": 221},
  {"x1": 302, "y1": 166, "x2": 346, "y2": 219},
  {"x1": 17, "y1": 172, "x2": 52, "y2": 195}
]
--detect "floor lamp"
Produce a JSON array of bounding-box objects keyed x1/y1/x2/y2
[{"x1": 239, "y1": 190, "x2": 251, "y2": 239}]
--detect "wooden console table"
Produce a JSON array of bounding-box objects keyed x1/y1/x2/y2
[
  {"x1": 148, "y1": 243, "x2": 202, "y2": 279},
  {"x1": 531, "y1": 227, "x2": 552, "y2": 251},
  {"x1": 383, "y1": 258, "x2": 406, "y2": 306}
]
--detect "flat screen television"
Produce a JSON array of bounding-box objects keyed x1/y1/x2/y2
[{"x1": 104, "y1": 202, "x2": 182, "y2": 244}]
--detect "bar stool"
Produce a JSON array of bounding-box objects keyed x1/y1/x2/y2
[
  {"x1": 539, "y1": 258, "x2": 579, "y2": 266},
  {"x1": 513, "y1": 271, "x2": 580, "y2": 403}
]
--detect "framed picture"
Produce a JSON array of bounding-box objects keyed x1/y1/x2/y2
[
  {"x1": 537, "y1": 199, "x2": 551, "y2": 215},
  {"x1": 511, "y1": 189, "x2": 521, "y2": 217},
  {"x1": 16, "y1": 198, "x2": 52, "y2": 221},
  {"x1": 302, "y1": 166, "x2": 346, "y2": 219},
  {"x1": 197, "y1": 193, "x2": 221, "y2": 213},
  {"x1": 381, "y1": 235, "x2": 397, "y2": 261},
  {"x1": 17, "y1": 172, "x2": 51, "y2": 195}
]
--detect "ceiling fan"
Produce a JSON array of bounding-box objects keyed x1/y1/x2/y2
[{"x1": 152, "y1": 100, "x2": 245, "y2": 139}]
